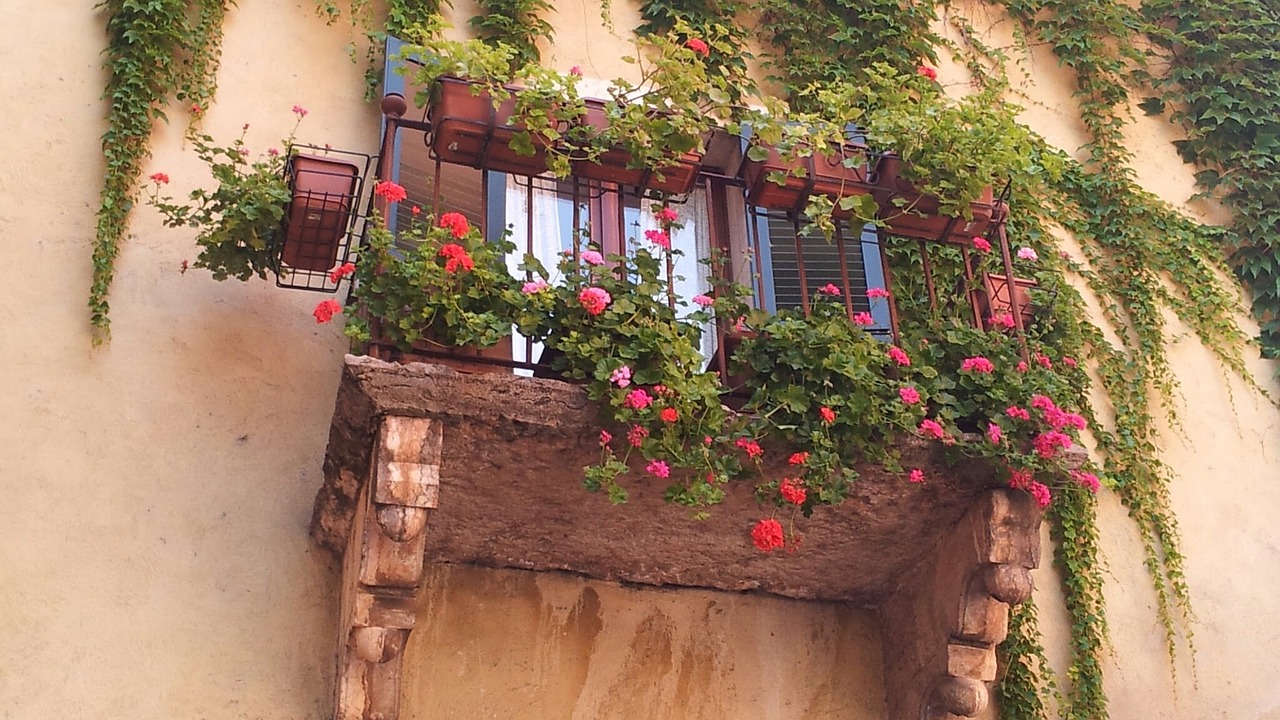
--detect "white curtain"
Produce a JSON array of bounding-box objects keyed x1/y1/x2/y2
[{"x1": 504, "y1": 175, "x2": 567, "y2": 369}]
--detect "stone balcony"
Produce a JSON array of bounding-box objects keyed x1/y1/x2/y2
[{"x1": 310, "y1": 355, "x2": 1044, "y2": 720}]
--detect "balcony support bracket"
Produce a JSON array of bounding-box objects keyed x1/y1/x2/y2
[
  {"x1": 333, "y1": 416, "x2": 442, "y2": 720},
  {"x1": 879, "y1": 488, "x2": 1043, "y2": 720}
]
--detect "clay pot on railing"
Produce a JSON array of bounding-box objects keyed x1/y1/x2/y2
[
  {"x1": 872, "y1": 154, "x2": 1005, "y2": 243},
  {"x1": 741, "y1": 140, "x2": 875, "y2": 215},
  {"x1": 426, "y1": 76, "x2": 553, "y2": 177},
  {"x1": 279, "y1": 154, "x2": 361, "y2": 273},
  {"x1": 570, "y1": 98, "x2": 703, "y2": 194},
  {"x1": 363, "y1": 316, "x2": 515, "y2": 374},
  {"x1": 976, "y1": 273, "x2": 1038, "y2": 329}
]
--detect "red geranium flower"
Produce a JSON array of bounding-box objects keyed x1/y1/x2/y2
[
  {"x1": 917, "y1": 65, "x2": 938, "y2": 80},
  {"x1": 438, "y1": 243, "x2": 474, "y2": 273},
  {"x1": 312, "y1": 299, "x2": 342, "y2": 323},
  {"x1": 751, "y1": 518, "x2": 785, "y2": 552},
  {"x1": 734, "y1": 437, "x2": 764, "y2": 459},
  {"x1": 149, "y1": 172, "x2": 169, "y2": 185},
  {"x1": 819, "y1": 406, "x2": 837, "y2": 424},
  {"x1": 438, "y1": 211, "x2": 470, "y2": 239},
  {"x1": 374, "y1": 181, "x2": 408, "y2": 204},
  {"x1": 780, "y1": 478, "x2": 807, "y2": 505},
  {"x1": 327, "y1": 262, "x2": 356, "y2": 283},
  {"x1": 685, "y1": 38, "x2": 710, "y2": 57},
  {"x1": 659, "y1": 407, "x2": 679, "y2": 423}
]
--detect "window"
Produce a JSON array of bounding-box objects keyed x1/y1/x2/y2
[
  {"x1": 747, "y1": 209, "x2": 893, "y2": 337},
  {"x1": 377, "y1": 37, "x2": 892, "y2": 368}
]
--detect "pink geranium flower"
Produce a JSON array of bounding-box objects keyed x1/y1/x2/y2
[
  {"x1": 522, "y1": 279, "x2": 550, "y2": 294},
  {"x1": 685, "y1": 38, "x2": 711, "y2": 56},
  {"x1": 580, "y1": 250, "x2": 605, "y2": 266},
  {"x1": 1033, "y1": 431, "x2": 1073, "y2": 458},
  {"x1": 628, "y1": 425, "x2": 648, "y2": 447},
  {"x1": 960, "y1": 356, "x2": 995, "y2": 373},
  {"x1": 867, "y1": 287, "x2": 890, "y2": 299},
  {"x1": 1028, "y1": 481, "x2": 1052, "y2": 508},
  {"x1": 624, "y1": 388, "x2": 653, "y2": 410},
  {"x1": 918, "y1": 419, "x2": 945, "y2": 440},
  {"x1": 818, "y1": 283, "x2": 842, "y2": 296},
  {"x1": 644, "y1": 229, "x2": 671, "y2": 249},
  {"x1": 646, "y1": 460, "x2": 671, "y2": 479},
  {"x1": 909, "y1": 468, "x2": 925, "y2": 483},
  {"x1": 578, "y1": 286, "x2": 611, "y2": 315},
  {"x1": 1017, "y1": 247, "x2": 1039, "y2": 261},
  {"x1": 692, "y1": 294, "x2": 714, "y2": 307},
  {"x1": 986, "y1": 423, "x2": 1002, "y2": 445},
  {"x1": 610, "y1": 365, "x2": 632, "y2": 388},
  {"x1": 888, "y1": 346, "x2": 911, "y2": 366},
  {"x1": 1071, "y1": 470, "x2": 1101, "y2": 493},
  {"x1": 972, "y1": 236, "x2": 992, "y2": 253},
  {"x1": 853, "y1": 312, "x2": 874, "y2": 326},
  {"x1": 917, "y1": 65, "x2": 938, "y2": 80},
  {"x1": 654, "y1": 207, "x2": 679, "y2": 224},
  {"x1": 899, "y1": 386, "x2": 921, "y2": 405}
]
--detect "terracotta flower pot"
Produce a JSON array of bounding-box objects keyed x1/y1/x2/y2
[
  {"x1": 570, "y1": 99, "x2": 703, "y2": 194},
  {"x1": 977, "y1": 272, "x2": 1038, "y2": 329},
  {"x1": 741, "y1": 139, "x2": 873, "y2": 214},
  {"x1": 427, "y1": 76, "x2": 552, "y2": 177},
  {"x1": 363, "y1": 317, "x2": 514, "y2": 374},
  {"x1": 872, "y1": 154, "x2": 1003, "y2": 243},
  {"x1": 279, "y1": 154, "x2": 360, "y2": 272}
]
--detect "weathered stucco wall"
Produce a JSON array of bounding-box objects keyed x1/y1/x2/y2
[
  {"x1": 2, "y1": 1, "x2": 1279, "y2": 719},
  {"x1": 0, "y1": 3, "x2": 370, "y2": 718},
  {"x1": 402, "y1": 564, "x2": 886, "y2": 720}
]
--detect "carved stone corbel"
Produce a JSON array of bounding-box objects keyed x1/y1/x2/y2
[
  {"x1": 879, "y1": 488, "x2": 1042, "y2": 720},
  {"x1": 333, "y1": 416, "x2": 441, "y2": 720}
]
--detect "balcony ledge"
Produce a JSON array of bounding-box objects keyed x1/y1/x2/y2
[
  {"x1": 309, "y1": 355, "x2": 1045, "y2": 720},
  {"x1": 313, "y1": 354, "x2": 1012, "y2": 605}
]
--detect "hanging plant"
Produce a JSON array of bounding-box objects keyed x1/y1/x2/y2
[{"x1": 92, "y1": 0, "x2": 229, "y2": 344}]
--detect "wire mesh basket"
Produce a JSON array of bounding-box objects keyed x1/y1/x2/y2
[{"x1": 273, "y1": 145, "x2": 374, "y2": 292}]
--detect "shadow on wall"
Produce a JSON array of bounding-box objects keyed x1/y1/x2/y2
[{"x1": 400, "y1": 564, "x2": 888, "y2": 720}]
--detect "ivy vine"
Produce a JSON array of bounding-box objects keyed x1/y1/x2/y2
[
  {"x1": 93, "y1": 0, "x2": 228, "y2": 344},
  {"x1": 101, "y1": 4, "x2": 1270, "y2": 720},
  {"x1": 1141, "y1": 0, "x2": 1280, "y2": 360},
  {"x1": 470, "y1": 0, "x2": 554, "y2": 69}
]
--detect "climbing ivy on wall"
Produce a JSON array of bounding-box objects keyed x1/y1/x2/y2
[
  {"x1": 741, "y1": 0, "x2": 1260, "y2": 718},
  {"x1": 636, "y1": 0, "x2": 755, "y2": 99},
  {"x1": 1142, "y1": 0, "x2": 1280, "y2": 360},
  {"x1": 469, "y1": 0, "x2": 554, "y2": 68},
  {"x1": 100, "y1": 3, "x2": 1269, "y2": 718},
  {"x1": 92, "y1": 0, "x2": 228, "y2": 344},
  {"x1": 758, "y1": 0, "x2": 939, "y2": 107}
]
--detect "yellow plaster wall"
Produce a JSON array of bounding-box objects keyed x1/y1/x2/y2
[
  {"x1": 401, "y1": 564, "x2": 886, "y2": 720},
  {"x1": 0, "y1": 3, "x2": 369, "y2": 718},
  {"x1": 2, "y1": 2, "x2": 1279, "y2": 719}
]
